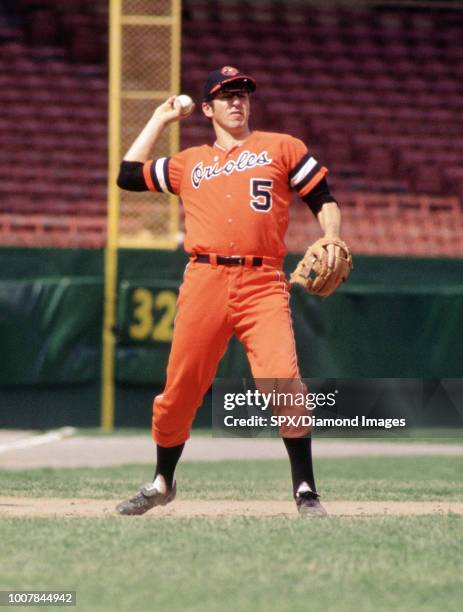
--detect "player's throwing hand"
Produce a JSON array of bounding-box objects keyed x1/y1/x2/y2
[{"x1": 152, "y1": 95, "x2": 195, "y2": 125}]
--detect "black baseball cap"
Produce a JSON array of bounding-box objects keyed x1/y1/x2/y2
[{"x1": 203, "y1": 66, "x2": 256, "y2": 101}]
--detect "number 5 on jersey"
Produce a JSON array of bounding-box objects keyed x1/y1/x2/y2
[{"x1": 250, "y1": 178, "x2": 273, "y2": 212}]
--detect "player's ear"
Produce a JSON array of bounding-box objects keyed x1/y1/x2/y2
[{"x1": 202, "y1": 101, "x2": 214, "y2": 119}]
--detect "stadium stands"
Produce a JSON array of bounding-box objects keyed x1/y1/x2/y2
[
  {"x1": 0, "y1": 0, "x2": 107, "y2": 247},
  {"x1": 0, "y1": 0, "x2": 462, "y2": 255}
]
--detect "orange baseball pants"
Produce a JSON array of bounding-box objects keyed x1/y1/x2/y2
[{"x1": 152, "y1": 258, "x2": 306, "y2": 447}]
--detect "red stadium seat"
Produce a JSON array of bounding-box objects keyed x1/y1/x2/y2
[{"x1": 1, "y1": 1, "x2": 462, "y2": 251}]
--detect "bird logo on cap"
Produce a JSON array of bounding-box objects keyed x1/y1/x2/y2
[{"x1": 221, "y1": 66, "x2": 239, "y2": 76}]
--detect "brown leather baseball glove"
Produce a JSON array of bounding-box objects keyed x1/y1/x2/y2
[{"x1": 290, "y1": 237, "x2": 353, "y2": 297}]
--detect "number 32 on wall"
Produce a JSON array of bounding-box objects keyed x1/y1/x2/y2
[{"x1": 129, "y1": 288, "x2": 177, "y2": 342}]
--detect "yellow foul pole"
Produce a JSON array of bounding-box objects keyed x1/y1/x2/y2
[
  {"x1": 101, "y1": 0, "x2": 122, "y2": 431},
  {"x1": 169, "y1": 0, "x2": 181, "y2": 241},
  {"x1": 101, "y1": 0, "x2": 182, "y2": 430}
]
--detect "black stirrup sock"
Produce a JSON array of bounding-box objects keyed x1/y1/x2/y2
[
  {"x1": 154, "y1": 443, "x2": 185, "y2": 489},
  {"x1": 282, "y1": 436, "x2": 317, "y2": 496}
]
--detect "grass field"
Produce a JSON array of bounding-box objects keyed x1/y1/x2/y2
[
  {"x1": 78, "y1": 426, "x2": 463, "y2": 441},
  {"x1": 1, "y1": 456, "x2": 462, "y2": 611},
  {"x1": 1, "y1": 456, "x2": 462, "y2": 501}
]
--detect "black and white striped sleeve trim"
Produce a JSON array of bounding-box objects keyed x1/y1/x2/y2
[
  {"x1": 288, "y1": 153, "x2": 323, "y2": 192},
  {"x1": 145, "y1": 157, "x2": 175, "y2": 194}
]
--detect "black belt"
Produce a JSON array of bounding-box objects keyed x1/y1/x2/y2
[{"x1": 195, "y1": 254, "x2": 263, "y2": 267}]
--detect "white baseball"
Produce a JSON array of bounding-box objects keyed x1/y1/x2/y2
[{"x1": 175, "y1": 94, "x2": 194, "y2": 116}]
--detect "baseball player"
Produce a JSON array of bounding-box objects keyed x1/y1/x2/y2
[{"x1": 116, "y1": 67, "x2": 348, "y2": 518}]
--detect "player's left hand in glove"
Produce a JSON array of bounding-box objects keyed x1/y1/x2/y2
[{"x1": 290, "y1": 236, "x2": 353, "y2": 297}]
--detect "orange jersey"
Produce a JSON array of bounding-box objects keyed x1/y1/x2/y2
[{"x1": 143, "y1": 131, "x2": 327, "y2": 257}]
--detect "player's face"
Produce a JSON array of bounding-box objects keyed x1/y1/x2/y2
[{"x1": 203, "y1": 90, "x2": 250, "y2": 134}]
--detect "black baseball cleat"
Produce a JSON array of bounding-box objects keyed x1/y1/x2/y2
[
  {"x1": 116, "y1": 475, "x2": 176, "y2": 516},
  {"x1": 295, "y1": 482, "x2": 328, "y2": 518}
]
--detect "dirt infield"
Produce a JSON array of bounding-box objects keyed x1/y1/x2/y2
[
  {"x1": 1, "y1": 430, "x2": 463, "y2": 469},
  {"x1": 2, "y1": 432, "x2": 462, "y2": 518},
  {"x1": 1, "y1": 497, "x2": 462, "y2": 518}
]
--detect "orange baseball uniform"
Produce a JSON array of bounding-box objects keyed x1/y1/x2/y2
[
  {"x1": 115, "y1": 67, "x2": 330, "y2": 518},
  {"x1": 142, "y1": 131, "x2": 328, "y2": 447},
  {"x1": 144, "y1": 131, "x2": 327, "y2": 258}
]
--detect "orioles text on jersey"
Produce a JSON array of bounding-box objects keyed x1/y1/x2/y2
[{"x1": 142, "y1": 131, "x2": 327, "y2": 257}]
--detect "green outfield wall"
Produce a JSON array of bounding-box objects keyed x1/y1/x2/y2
[{"x1": 1, "y1": 247, "x2": 462, "y2": 428}]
